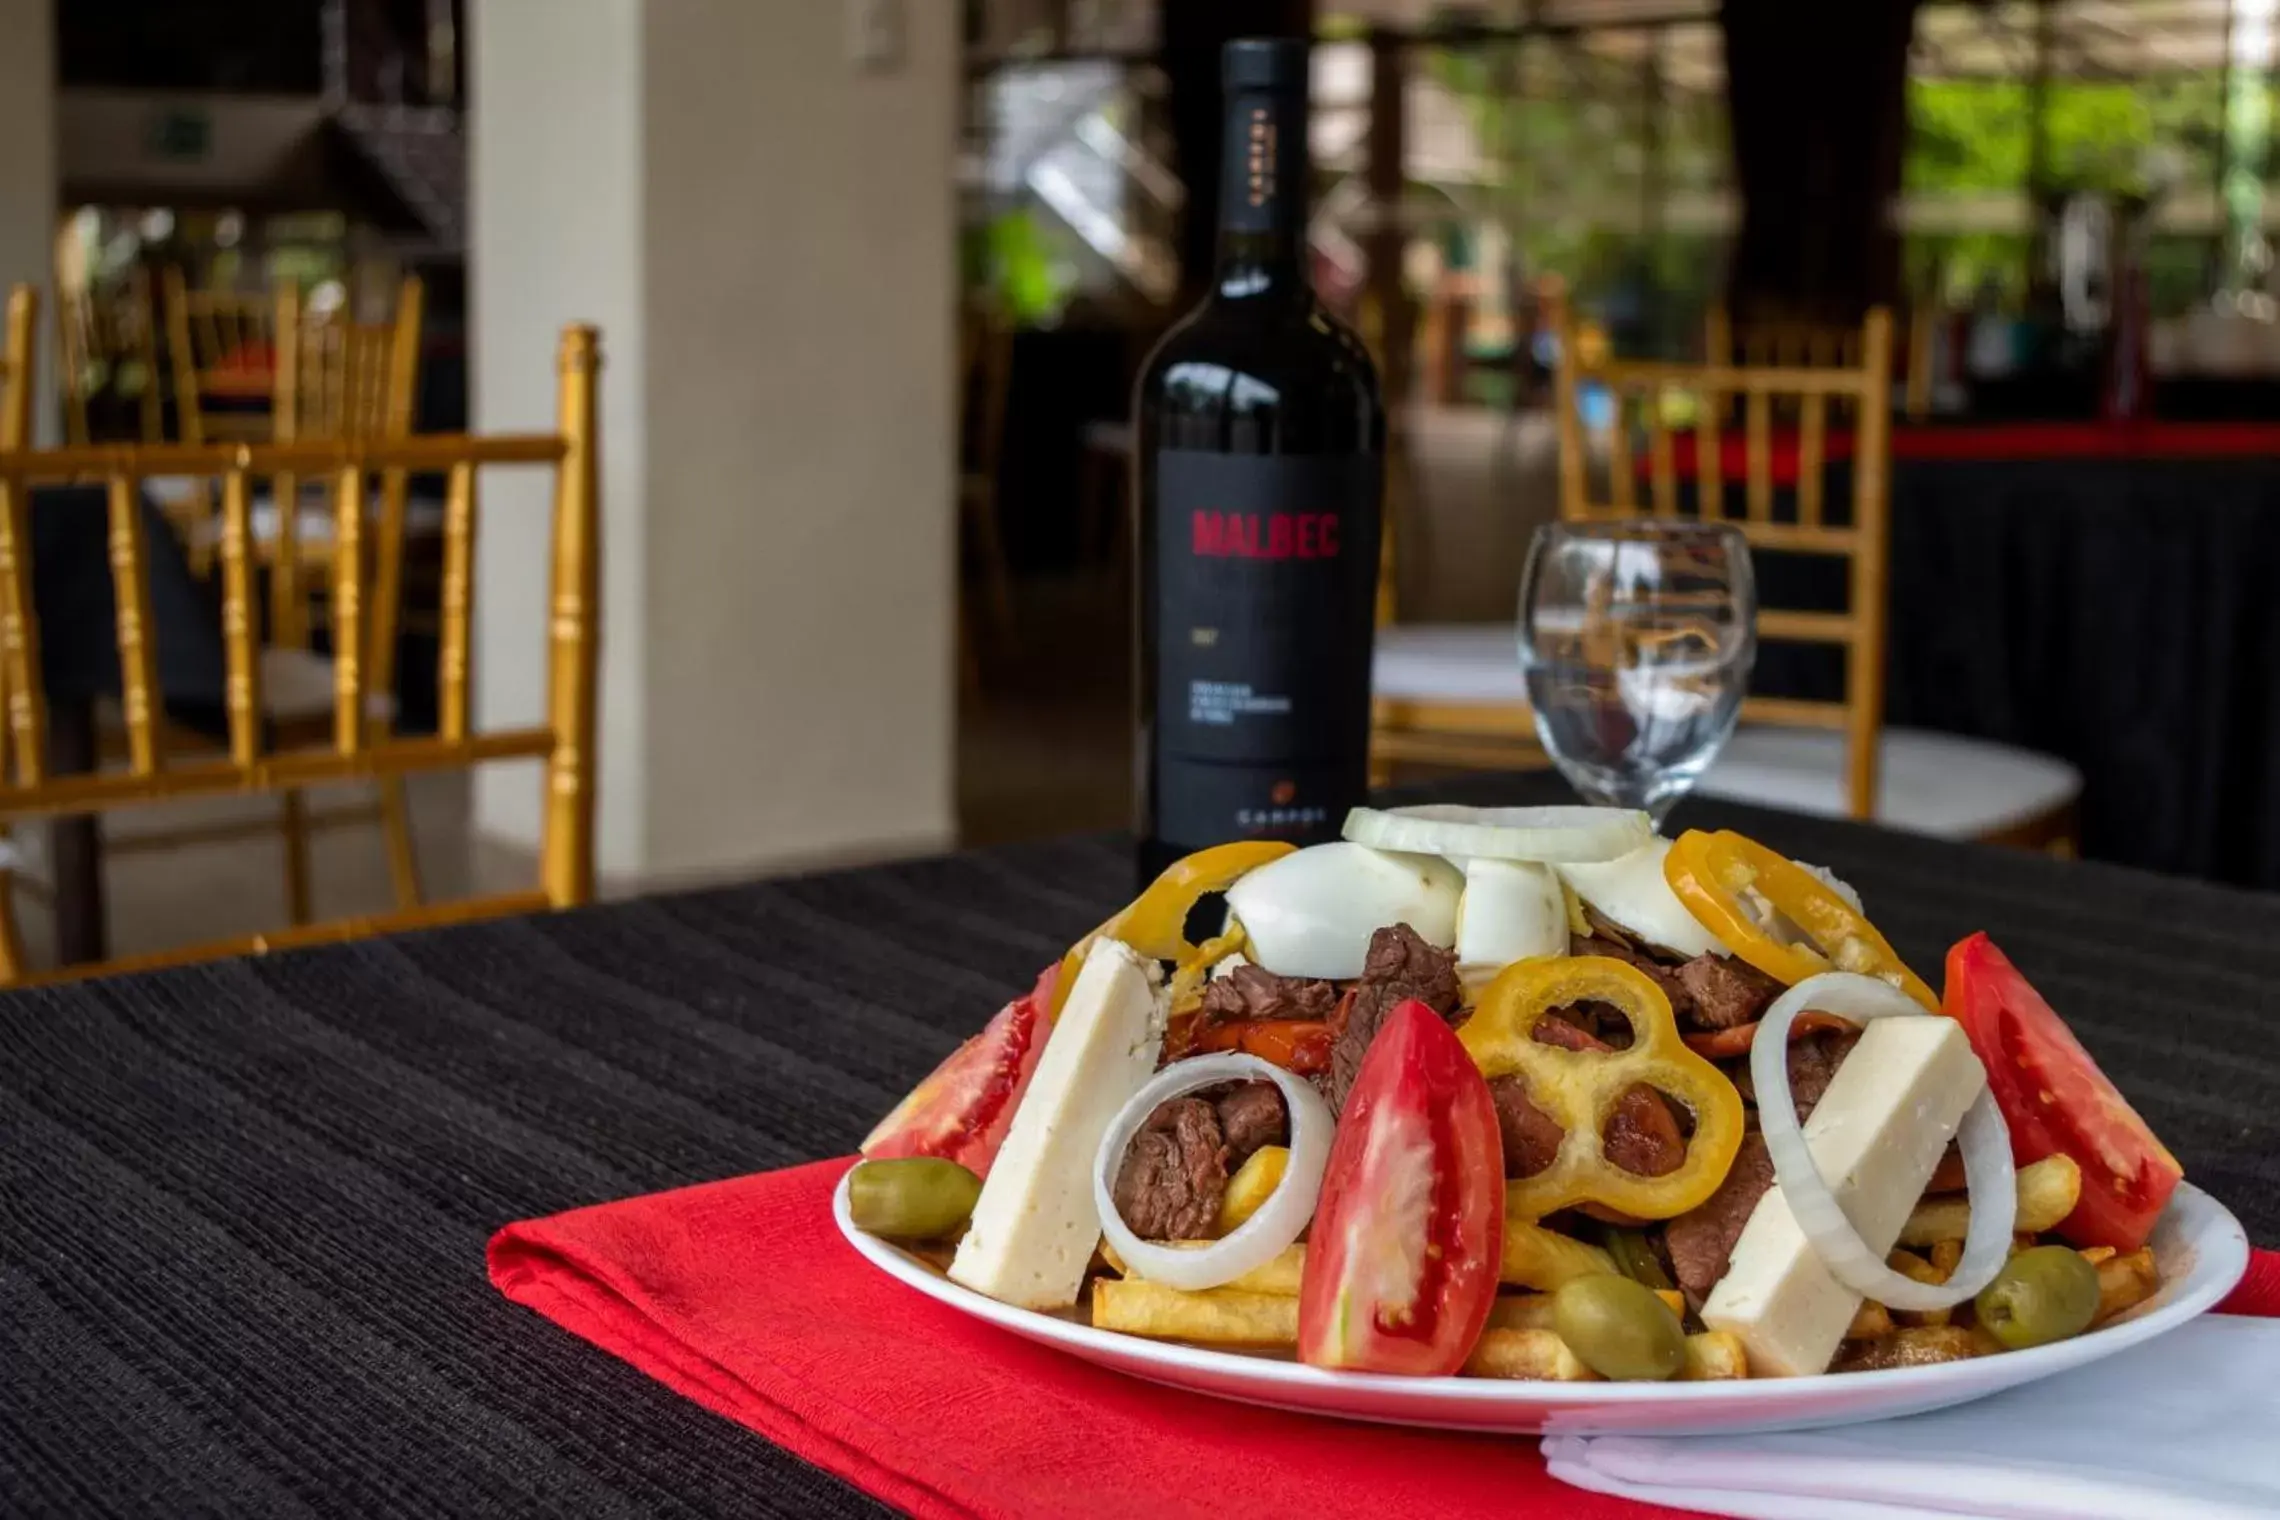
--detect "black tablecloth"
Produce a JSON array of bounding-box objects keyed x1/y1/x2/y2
[
  {"x1": 1883, "y1": 456, "x2": 2280, "y2": 887},
  {"x1": 1749, "y1": 452, "x2": 2280, "y2": 887},
  {"x1": 6, "y1": 776, "x2": 2279, "y2": 1516},
  {"x1": 30, "y1": 485, "x2": 225, "y2": 717}
]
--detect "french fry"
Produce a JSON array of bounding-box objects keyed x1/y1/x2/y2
[
  {"x1": 1089, "y1": 1278, "x2": 1298, "y2": 1346},
  {"x1": 1464, "y1": 1328, "x2": 1599, "y2": 1381},
  {"x1": 1833, "y1": 1325, "x2": 1983, "y2": 1372},
  {"x1": 1502, "y1": 1219, "x2": 1617, "y2": 1290},
  {"x1": 1682, "y1": 1331, "x2": 1749, "y2": 1381},
  {"x1": 1100, "y1": 1240, "x2": 1305, "y2": 1296},
  {"x1": 2078, "y1": 1245, "x2": 2116, "y2": 1267},
  {"x1": 1930, "y1": 1238, "x2": 1964, "y2": 1277},
  {"x1": 1486, "y1": 1289, "x2": 1682, "y2": 1334},
  {"x1": 1845, "y1": 1302, "x2": 1896, "y2": 1341},
  {"x1": 2091, "y1": 1248, "x2": 2160, "y2": 1327},
  {"x1": 1886, "y1": 1247, "x2": 1953, "y2": 1328},
  {"x1": 1465, "y1": 1328, "x2": 1745, "y2": 1382},
  {"x1": 1216, "y1": 1146, "x2": 1290, "y2": 1235},
  {"x1": 1898, "y1": 1155, "x2": 2082, "y2": 1248}
]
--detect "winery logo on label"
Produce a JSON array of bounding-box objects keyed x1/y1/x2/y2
[{"x1": 1190, "y1": 509, "x2": 1342, "y2": 560}]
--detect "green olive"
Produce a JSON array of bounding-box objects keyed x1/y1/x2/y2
[
  {"x1": 1552, "y1": 1272, "x2": 1687, "y2": 1381},
  {"x1": 848, "y1": 1158, "x2": 982, "y2": 1240},
  {"x1": 1974, "y1": 1245, "x2": 2100, "y2": 1351}
]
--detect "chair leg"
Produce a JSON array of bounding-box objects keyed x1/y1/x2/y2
[
  {"x1": 0, "y1": 866, "x2": 26, "y2": 985},
  {"x1": 376, "y1": 778, "x2": 422, "y2": 910},
  {"x1": 280, "y1": 789, "x2": 314, "y2": 925}
]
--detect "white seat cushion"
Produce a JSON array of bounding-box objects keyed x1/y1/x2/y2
[
  {"x1": 1698, "y1": 726, "x2": 2081, "y2": 839},
  {"x1": 1373, "y1": 623, "x2": 1526, "y2": 704},
  {"x1": 261, "y1": 647, "x2": 396, "y2": 724}
]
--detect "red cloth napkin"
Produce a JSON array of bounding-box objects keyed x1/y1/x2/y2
[{"x1": 489, "y1": 1158, "x2": 2279, "y2": 1520}]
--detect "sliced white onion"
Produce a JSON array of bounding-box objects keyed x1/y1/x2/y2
[
  {"x1": 1752, "y1": 973, "x2": 2017, "y2": 1313},
  {"x1": 1092, "y1": 1054, "x2": 1333, "y2": 1292},
  {"x1": 1342, "y1": 804, "x2": 1651, "y2": 864}
]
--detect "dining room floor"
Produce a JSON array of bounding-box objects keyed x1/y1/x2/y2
[{"x1": 4, "y1": 770, "x2": 518, "y2": 970}]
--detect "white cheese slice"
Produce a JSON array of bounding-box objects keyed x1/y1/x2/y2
[
  {"x1": 948, "y1": 937, "x2": 1166, "y2": 1311},
  {"x1": 1701, "y1": 1016, "x2": 1985, "y2": 1377}
]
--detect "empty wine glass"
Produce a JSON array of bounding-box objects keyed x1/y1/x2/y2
[{"x1": 1517, "y1": 520, "x2": 1756, "y2": 823}]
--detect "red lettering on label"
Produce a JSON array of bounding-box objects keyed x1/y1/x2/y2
[
  {"x1": 1188, "y1": 510, "x2": 1346, "y2": 560},
  {"x1": 1191, "y1": 511, "x2": 1226, "y2": 555}
]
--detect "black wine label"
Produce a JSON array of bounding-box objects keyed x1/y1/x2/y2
[{"x1": 1154, "y1": 448, "x2": 1382, "y2": 849}]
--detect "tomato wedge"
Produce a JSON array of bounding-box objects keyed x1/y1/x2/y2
[
  {"x1": 860, "y1": 963, "x2": 1058, "y2": 1179},
  {"x1": 1298, "y1": 999, "x2": 1504, "y2": 1375},
  {"x1": 1944, "y1": 933, "x2": 2183, "y2": 1252}
]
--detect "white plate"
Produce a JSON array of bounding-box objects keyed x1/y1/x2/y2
[{"x1": 835, "y1": 1176, "x2": 2249, "y2": 1436}]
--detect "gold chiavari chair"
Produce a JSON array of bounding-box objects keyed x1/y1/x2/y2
[
  {"x1": 59, "y1": 266, "x2": 165, "y2": 447},
  {"x1": 0, "y1": 326, "x2": 601, "y2": 986},
  {"x1": 161, "y1": 266, "x2": 283, "y2": 446},
  {"x1": 1373, "y1": 307, "x2": 2078, "y2": 847},
  {"x1": 1564, "y1": 308, "x2": 2076, "y2": 842},
  {"x1": 0, "y1": 288, "x2": 38, "y2": 976},
  {"x1": 1708, "y1": 303, "x2": 1935, "y2": 422},
  {"x1": 139, "y1": 275, "x2": 428, "y2": 922}
]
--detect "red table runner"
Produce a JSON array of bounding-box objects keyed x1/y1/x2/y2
[
  {"x1": 1634, "y1": 420, "x2": 2280, "y2": 489},
  {"x1": 490, "y1": 1158, "x2": 2279, "y2": 1520}
]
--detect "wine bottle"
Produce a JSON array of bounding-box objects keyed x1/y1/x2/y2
[{"x1": 1132, "y1": 36, "x2": 1386, "y2": 884}]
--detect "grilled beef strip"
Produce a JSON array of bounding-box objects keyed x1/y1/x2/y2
[
  {"x1": 1663, "y1": 1130, "x2": 1777, "y2": 1303},
  {"x1": 1110, "y1": 1097, "x2": 1226, "y2": 1241},
  {"x1": 1326, "y1": 924, "x2": 1461, "y2": 1115},
  {"x1": 1571, "y1": 906, "x2": 1783, "y2": 1032}
]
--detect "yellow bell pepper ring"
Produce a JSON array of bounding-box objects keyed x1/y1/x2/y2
[
  {"x1": 1663, "y1": 829, "x2": 1937, "y2": 1010},
  {"x1": 1051, "y1": 840, "x2": 1296, "y2": 1016},
  {"x1": 1460, "y1": 956, "x2": 1745, "y2": 1221}
]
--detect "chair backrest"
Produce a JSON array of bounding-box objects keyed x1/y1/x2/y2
[
  {"x1": 0, "y1": 324, "x2": 603, "y2": 985},
  {"x1": 278, "y1": 275, "x2": 425, "y2": 445},
  {"x1": 1554, "y1": 306, "x2": 1895, "y2": 819},
  {"x1": 161, "y1": 267, "x2": 284, "y2": 445},
  {"x1": 59, "y1": 266, "x2": 164, "y2": 447},
  {"x1": 267, "y1": 276, "x2": 427, "y2": 655},
  {"x1": 1708, "y1": 302, "x2": 1930, "y2": 421}
]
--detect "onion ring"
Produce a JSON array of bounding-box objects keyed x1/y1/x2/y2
[
  {"x1": 1092, "y1": 1054, "x2": 1333, "y2": 1292},
  {"x1": 1342, "y1": 804, "x2": 1651, "y2": 864},
  {"x1": 1752, "y1": 973, "x2": 2017, "y2": 1313}
]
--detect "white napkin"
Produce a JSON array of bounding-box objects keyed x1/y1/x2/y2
[{"x1": 1543, "y1": 1315, "x2": 2280, "y2": 1520}]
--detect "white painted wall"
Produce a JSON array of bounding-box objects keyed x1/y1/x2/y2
[
  {"x1": 468, "y1": 0, "x2": 649, "y2": 874},
  {"x1": 469, "y1": 0, "x2": 957, "y2": 885},
  {"x1": 0, "y1": 0, "x2": 56, "y2": 440},
  {"x1": 638, "y1": 0, "x2": 957, "y2": 876}
]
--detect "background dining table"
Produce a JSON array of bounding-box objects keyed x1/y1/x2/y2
[{"x1": 5, "y1": 774, "x2": 2278, "y2": 1517}]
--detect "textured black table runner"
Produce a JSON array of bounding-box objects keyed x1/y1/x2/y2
[{"x1": 6, "y1": 777, "x2": 2278, "y2": 1517}]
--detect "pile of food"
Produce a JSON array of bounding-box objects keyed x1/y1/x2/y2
[{"x1": 850, "y1": 806, "x2": 2184, "y2": 1383}]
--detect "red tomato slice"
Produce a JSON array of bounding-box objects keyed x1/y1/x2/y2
[
  {"x1": 860, "y1": 963, "x2": 1058, "y2": 1179},
  {"x1": 1298, "y1": 999, "x2": 1504, "y2": 1376},
  {"x1": 1944, "y1": 933, "x2": 2183, "y2": 1252}
]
